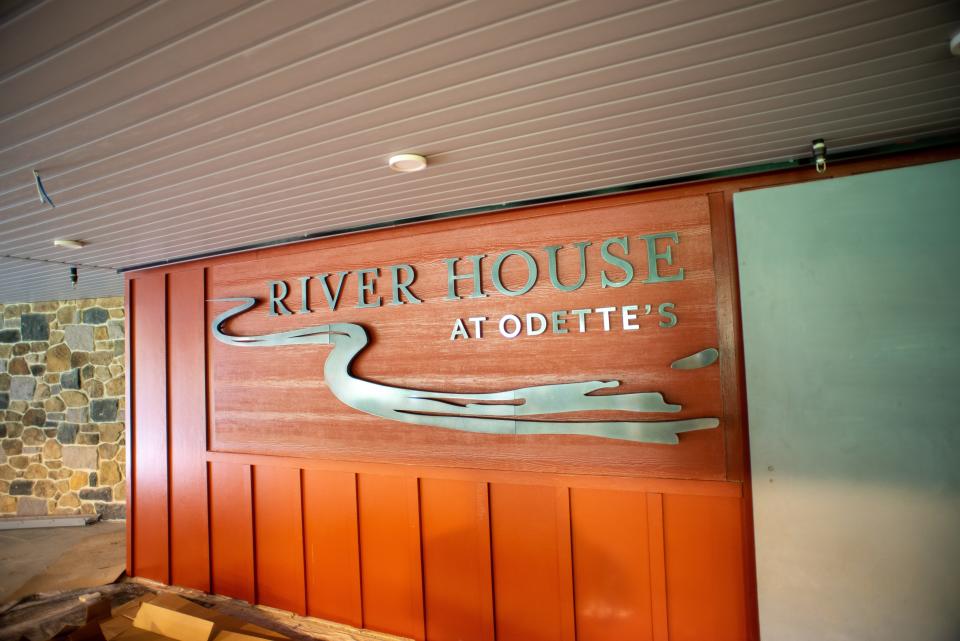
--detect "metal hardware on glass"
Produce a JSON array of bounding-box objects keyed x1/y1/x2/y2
[
  {"x1": 811, "y1": 139, "x2": 827, "y2": 174},
  {"x1": 210, "y1": 298, "x2": 720, "y2": 444},
  {"x1": 670, "y1": 347, "x2": 719, "y2": 370}
]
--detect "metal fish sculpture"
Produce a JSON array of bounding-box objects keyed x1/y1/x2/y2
[{"x1": 211, "y1": 297, "x2": 719, "y2": 444}]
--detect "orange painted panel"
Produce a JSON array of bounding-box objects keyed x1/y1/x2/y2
[
  {"x1": 130, "y1": 273, "x2": 169, "y2": 583},
  {"x1": 209, "y1": 461, "x2": 255, "y2": 603},
  {"x1": 662, "y1": 494, "x2": 747, "y2": 641},
  {"x1": 357, "y1": 474, "x2": 424, "y2": 641},
  {"x1": 490, "y1": 483, "x2": 575, "y2": 641},
  {"x1": 302, "y1": 468, "x2": 362, "y2": 626},
  {"x1": 420, "y1": 478, "x2": 494, "y2": 641},
  {"x1": 646, "y1": 494, "x2": 670, "y2": 641},
  {"x1": 570, "y1": 488, "x2": 652, "y2": 641},
  {"x1": 252, "y1": 465, "x2": 306, "y2": 615},
  {"x1": 168, "y1": 269, "x2": 210, "y2": 592}
]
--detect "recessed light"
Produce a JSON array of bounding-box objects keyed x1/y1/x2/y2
[
  {"x1": 54, "y1": 239, "x2": 86, "y2": 249},
  {"x1": 389, "y1": 153, "x2": 428, "y2": 172}
]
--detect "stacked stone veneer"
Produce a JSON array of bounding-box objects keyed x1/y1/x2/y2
[{"x1": 0, "y1": 297, "x2": 125, "y2": 520}]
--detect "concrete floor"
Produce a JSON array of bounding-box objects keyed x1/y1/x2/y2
[{"x1": 0, "y1": 521, "x2": 125, "y2": 604}]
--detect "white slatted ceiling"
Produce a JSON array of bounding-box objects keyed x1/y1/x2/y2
[{"x1": 0, "y1": 0, "x2": 958, "y2": 302}]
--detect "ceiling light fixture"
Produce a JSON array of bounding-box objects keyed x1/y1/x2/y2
[
  {"x1": 54, "y1": 239, "x2": 87, "y2": 249},
  {"x1": 388, "y1": 153, "x2": 428, "y2": 172},
  {"x1": 951, "y1": 30, "x2": 960, "y2": 56}
]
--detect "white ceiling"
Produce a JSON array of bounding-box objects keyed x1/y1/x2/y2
[{"x1": 1, "y1": 0, "x2": 958, "y2": 303}]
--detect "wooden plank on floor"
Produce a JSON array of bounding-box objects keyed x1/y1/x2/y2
[{"x1": 0, "y1": 515, "x2": 98, "y2": 530}]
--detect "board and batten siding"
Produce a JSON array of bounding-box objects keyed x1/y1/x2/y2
[{"x1": 133, "y1": 152, "x2": 960, "y2": 640}]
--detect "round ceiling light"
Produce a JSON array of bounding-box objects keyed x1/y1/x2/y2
[
  {"x1": 951, "y1": 30, "x2": 960, "y2": 56},
  {"x1": 388, "y1": 153, "x2": 428, "y2": 172}
]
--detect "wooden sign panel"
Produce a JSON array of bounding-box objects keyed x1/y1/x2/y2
[{"x1": 207, "y1": 194, "x2": 724, "y2": 478}]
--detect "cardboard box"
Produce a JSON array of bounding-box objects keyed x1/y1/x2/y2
[
  {"x1": 112, "y1": 629, "x2": 176, "y2": 641},
  {"x1": 208, "y1": 611, "x2": 287, "y2": 641},
  {"x1": 80, "y1": 596, "x2": 113, "y2": 624},
  {"x1": 58, "y1": 620, "x2": 107, "y2": 641},
  {"x1": 112, "y1": 595, "x2": 158, "y2": 621},
  {"x1": 132, "y1": 595, "x2": 215, "y2": 641},
  {"x1": 212, "y1": 632, "x2": 279, "y2": 641},
  {"x1": 102, "y1": 592, "x2": 289, "y2": 641},
  {"x1": 141, "y1": 594, "x2": 214, "y2": 619},
  {"x1": 100, "y1": 614, "x2": 134, "y2": 641}
]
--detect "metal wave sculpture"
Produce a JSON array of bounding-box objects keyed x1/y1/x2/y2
[{"x1": 211, "y1": 297, "x2": 719, "y2": 444}]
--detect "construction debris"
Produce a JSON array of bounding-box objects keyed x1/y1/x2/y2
[
  {"x1": 0, "y1": 583, "x2": 148, "y2": 641},
  {"x1": 1, "y1": 581, "x2": 410, "y2": 641}
]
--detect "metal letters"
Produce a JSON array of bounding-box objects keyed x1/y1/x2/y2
[{"x1": 670, "y1": 347, "x2": 720, "y2": 369}]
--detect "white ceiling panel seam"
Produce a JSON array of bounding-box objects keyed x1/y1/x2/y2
[
  {"x1": 0, "y1": 26, "x2": 944, "y2": 230},
  {"x1": 0, "y1": 10, "x2": 948, "y2": 218},
  {"x1": 0, "y1": 0, "x2": 890, "y2": 174}
]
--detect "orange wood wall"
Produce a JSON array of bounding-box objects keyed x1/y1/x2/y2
[{"x1": 127, "y1": 151, "x2": 956, "y2": 640}]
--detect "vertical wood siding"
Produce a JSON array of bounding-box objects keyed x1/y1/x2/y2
[
  {"x1": 142, "y1": 444, "x2": 748, "y2": 641},
  {"x1": 129, "y1": 272, "x2": 169, "y2": 583},
  {"x1": 420, "y1": 478, "x2": 495, "y2": 641},
  {"x1": 301, "y1": 468, "x2": 363, "y2": 626},
  {"x1": 570, "y1": 487, "x2": 653, "y2": 641},
  {"x1": 121, "y1": 172, "x2": 808, "y2": 640},
  {"x1": 167, "y1": 269, "x2": 210, "y2": 592},
  {"x1": 208, "y1": 461, "x2": 255, "y2": 603},
  {"x1": 358, "y1": 474, "x2": 425, "y2": 640}
]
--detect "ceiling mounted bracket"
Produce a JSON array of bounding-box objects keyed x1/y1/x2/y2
[
  {"x1": 811, "y1": 139, "x2": 827, "y2": 174},
  {"x1": 33, "y1": 170, "x2": 55, "y2": 208}
]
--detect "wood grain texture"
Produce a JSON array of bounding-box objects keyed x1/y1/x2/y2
[
  {"x1": 209, "y1": 461, "x2": 255, "y2": 603},
  {"x1": 130, "y1": 273, "x2": 169, "y2": 583},
  {"x1": 168, "y1": 269, "x2": 210, "y2": 592},
  {"x1": 357, "y1": 473, "x2": 425, "y2": 641},
  {"x1": 489, "y1": 483, "x2": 575, "y2": 641},
  {"x1": 570, "y1": 487, "x2": 653, "y2": 641},
  {"x1": 252, "y1": 465, "x2": 306, "y2": 615},
  {"x1": 419, "y1": 478, "x2": 494, "y2": 641},
  {"x1": 301, "y1": 468, "x2": 362, "y2": 627},
  {"x1": 662, "y1": 494, "x2": 747, "y2": 641},
  {"x1": 208, "y1": 194, "x2": 724, "y2": 479},
  {"x1": 708, "y1": 190, "x2": 747, "y2": 482}
]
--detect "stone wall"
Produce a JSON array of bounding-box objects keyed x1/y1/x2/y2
[{"x1": 0, "y1": 297, "x2": 126, "y2": 520}]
